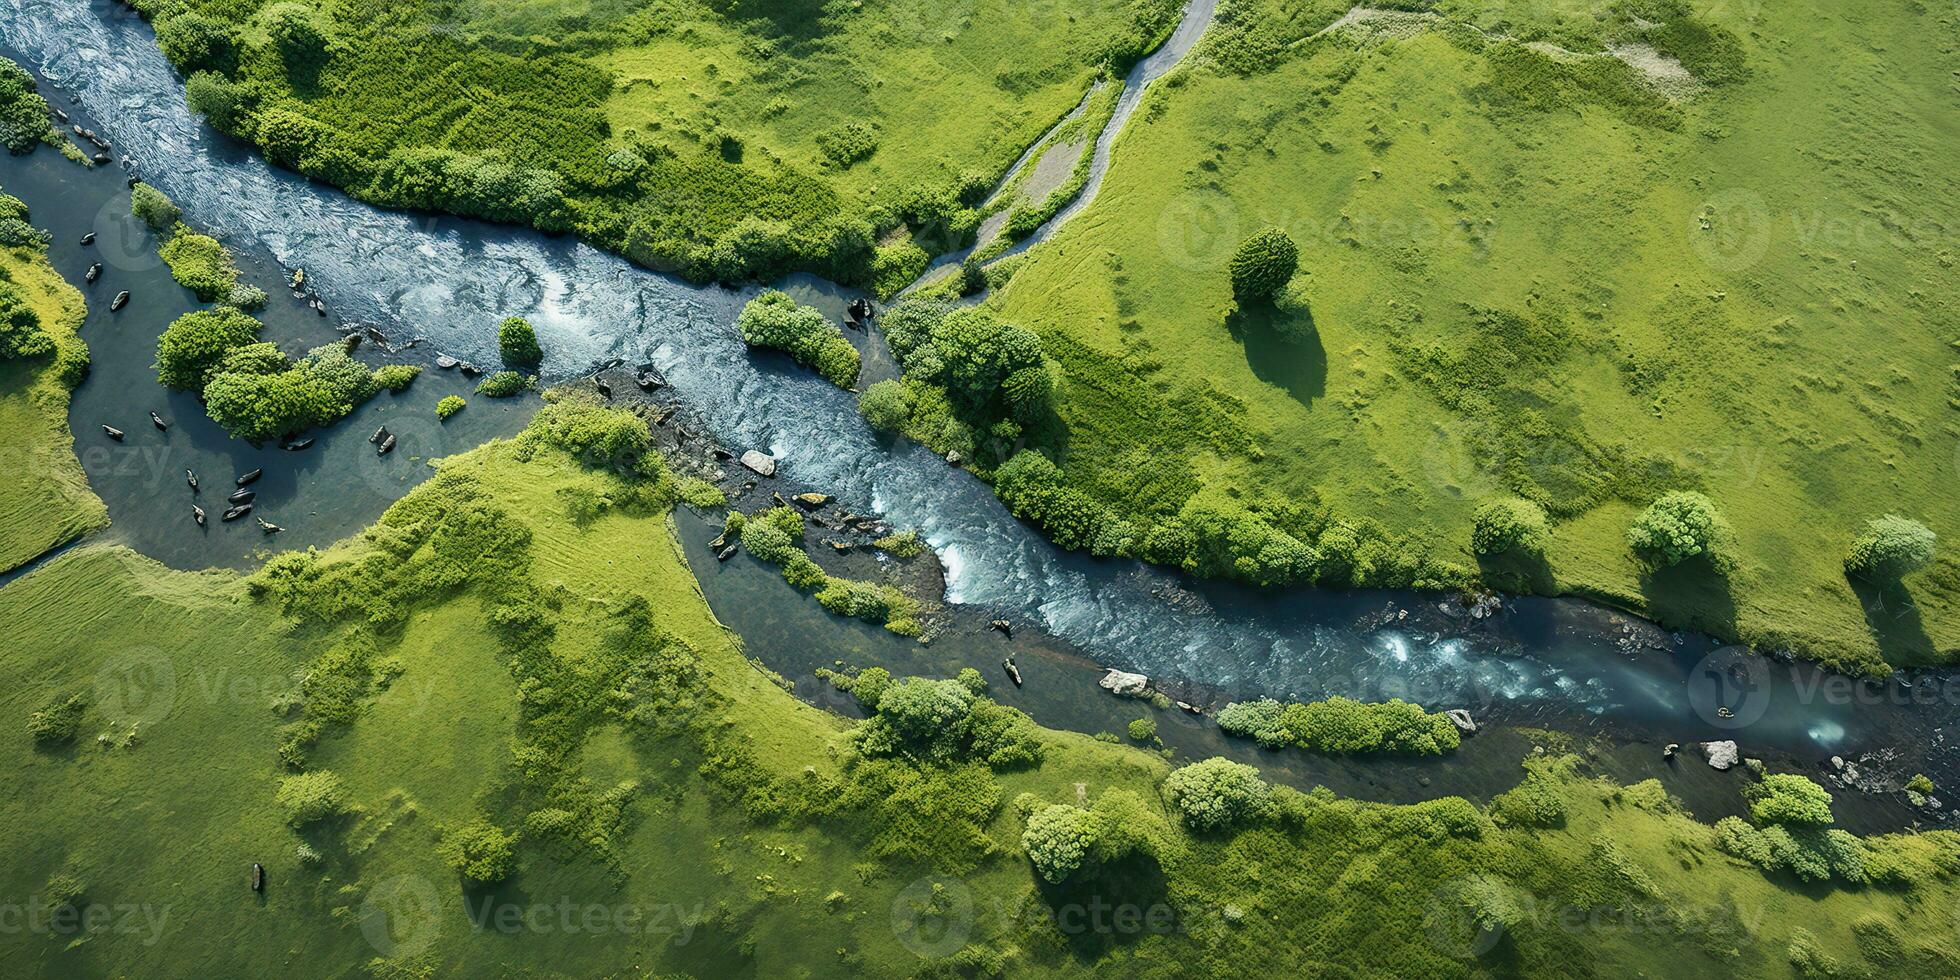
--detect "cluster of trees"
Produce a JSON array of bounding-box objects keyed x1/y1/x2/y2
[
  {"x1": 849, "y1": 673, "x2": 1043, "y2": 769},
  {"x1": 0, "y1": 276, "x2": 52, "y2": 361},
  {"x1": 1620, "y1": 491, "x2": 1937, "y2": 582},
  {"x1": 158, "y1": 228, "x2": 239, "y2": 302},
  {"x1": 735, "y1": 290, "x2": 859, "y2": 387},
  {"x1": 0, "y1": 191, "x2": 46, "y2": 249},
  {"x1": 154, "y1": 307, "x2": 403, "y2": 442},
  {"x1": 1020, "y1": 789, "x2": 1169, "y2": 883},
  {"x1": 438, "y1": 820, "x2": 518, "y2": 884},
  {"x1": 884, "y1": 301, "x2": 1053, "y2": 427},
  {"x1": 1215, "y1": 696, "x2": 1462, "y2": 755},
  {"x1": 736, "y1": 506, "x2": 921, "y2": 634},
  {"x1": 0, "y1": 59, "x2": 58, "y2": 155},
  {"x1": 1714, "y1": 773, "x2": 1892, "y2": 884}
]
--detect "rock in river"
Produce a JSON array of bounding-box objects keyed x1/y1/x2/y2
[
  {"x1": 740, "y1": 450, "x2": 777, "y2": 477},
  {"x1": 1701, "y1": 740, "x2": 1740, "y2": 771},
  {"x1": 1098, "y1": 669, "x2": 1150, "y2": 698},
  {"x1": 1444, "y1": 709, "x2": 1476, "y2": 734}
]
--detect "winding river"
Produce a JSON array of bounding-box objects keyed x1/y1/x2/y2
[{"x1": 4, "y1": 0, "x2": 1955, "y2": 826}]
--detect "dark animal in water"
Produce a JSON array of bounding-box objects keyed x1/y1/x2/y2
[
  {"x1": 314, "y1": 302, "x2": 326, "y2": 317},
  {"x1": 435, "y1": 355, "x2": 459, "y2": 369},
  {"x1": 1002, "y1": 657, "x2": 1024, "y2": 687},
  {"x1": 192, "y1": 504, "x2": 205, "y2": 527},
  {"x1": 227, "y1": 489, "x2": 255, "y2": 505},
  {"x1": 185, "y1": 469, "x2": 199, "y2": 492},
  {"x1": 110, "y1": 290, "x2": 129, "y2": 311},
  {"x1": 602, "y1": 357, "x2": 625, "y2": 370},
  {"x1": 595, "y1": 379, "x2": 612, "y2": 398},
  {"x1": 369, "y1": 426, "x2": 389, "y2": 445},
  {"x1": 256, "y1": 517, "x2": 284, "y2": 535},
  {"x1": 251, "y1": 863, "x2": 265, "y2": 893},
  {"x1": 54, "y1": 108, "x2": 68, "y2": 123},
  {"x1": 236, "y1": 468, "x2": 262, "y2": 487},
  {"x1": 377, "y1": 433, "x2": 397, "y2": 455},
  {"x1": 222, "y1": 504, "x2": 253, "y2": 522},
  {"x1": 149, "y1": 411, "x2": 168, "y2": 431},
  {"x1": 365, "y1": 326, "x2": 385, "y2": 344},
  {"x1": 79, "y1": 232, "x2": 95, "y2": 246},
  {"x1": 281, "y1": 438, "x2": 314, "y2": 451},
  {"x1": 101, "y1": 424, "x2": 124, "y2": 441},
  {"x1": 84, "y1": 262, "x2": 101, "y2": 283},
  {"x1": 848, "y1": 298, "x2": 874, "y2": 321},
  {"x1": 635, "y1": 372, "x2": 660, "y2": 391},
  {"x1": 716, "y1": 544, "x2": 738, "y2": 562},
  {"x1": 989, "y1": 619, "x2": 1013, "y2": 639},
  {"x1": 91, "y1": 152, "x2": 109, "y2": 165}
]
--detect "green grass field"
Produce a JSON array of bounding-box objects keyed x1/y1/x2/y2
[
  {"x1": 5, "y1": 401, "x2": 1960, "y2": 976},
  {"x1": 988, "y1": 0, "x2": 1960, "y2": 673},
  {"x1": 0, "y1": 242, "x2": 105, "y2": 572}
]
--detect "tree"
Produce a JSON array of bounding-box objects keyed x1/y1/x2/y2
[
  {"x1": 155, "y1": 307, "x2": 262, "y2": 390},
  {"x1": 1229, "y1": 227, "x2": 1298, "y2": 301},
  {"x1": 184, "y1": 72, "x2": 248, "y2": 133},
  {"x1": 1471, "y1": 498, "x2": 1549, "y2": 555},
  {"x1": 498, "y1": 316, "x2": 542, "y2": 370},
  {"x1": 276, "y1": 770, "x2": 350, "y2": 825},
  {"x1": 1746, "y1": 774, "x2": 1836, "y2": 827},
  {"x1": 130, "y1": 182, "x2": 181, "y2": 231},
  {"x1": 1161, "y1": 757, "x2": 1273, "y2": 832},
  {"x1": 0, "y1": 280, "x2": 51, "y2": 360},
  {"x1": 155, "y1": 12, "x2": 237, "y2": 75},
  {"x1": 436, "y1": 395, "x2": 465, "y2": 420},
  {"x1": 1023, "y1": 803, "x2": 1099, "y2": 883},
  {"x1": 438, "y1": 821, "x2": 518, "y2": 884},
  {"x1": 476, "y1": 371, "x2": 527, "y2": 397},
  {"x1": 1626, "y1": 491, "x2": 1730, "y2": 567},
  {"x1": 1845, "y1": 515, "x2": 1936, "y2": 578},
  {"x1": 202, "y1": 367, "x2": 340, "y2": 442},
  {"x1": 736, "y1": 290, "x2": 859, "y2": 387},
  {"x1": 263, "y1": 2, "x2": 333, "y2": 76},
  {"x1": 858, "y1": 379, "x2": 915, "y2": 432}
]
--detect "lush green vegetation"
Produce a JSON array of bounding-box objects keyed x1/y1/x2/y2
[
  {"x1": 981, "y1": 0, "x2": 1960, "y2": 672},
  {"x1": 1216, "y1": 696, "x2": 1461, "y2": 755},
  {"x1": 733, "y1": 505, "x2": 920, "y2": 635},
  {"x1": 496, "y1": 315, "x2": 541, "y2": 370},
  {"x1": 157, "y1": 227, "x2": 241, "y2": 302},
  {"x1": 154, "y1": 304, "x2": 406, "y2": 442},
  {"x1": 8, "y1": 401, "x2": 1960, "y2": 975},
  {"x1": 435, "y1": 393, "x2": 465, "y2": 420},
  {"x1": 138, "y1": 0, "x2": 1186, "y2": 289},
  {"x1": 736, "y1": 289, "x2": 858, "y2": 387},
  {"x1": 475, "y1": 370, "x2": 529, "y2": 398},
  {"x1": 0, "y1": 59, "x2": 62, "y2": 156},
  {"x1": 0, "y1": 230, "x2": 103, "y2": 571}
]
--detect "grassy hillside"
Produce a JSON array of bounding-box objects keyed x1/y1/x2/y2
[
  {"x1": 984, "y1": 0, "x2": 1960, "y2": 673},
  {"x1": 0, "y1": 234, "x2": 104, "y2": 571},
  {"x1": 136, "y1": 0, "x2": 1183, "y2": 289},
  {"x1": 5, "y1": 400, "x2": 1960, "y2": 976}
]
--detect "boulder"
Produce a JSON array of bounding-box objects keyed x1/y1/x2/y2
[
  {"x1": 740, "y1": 450, "x2": 777, "y2": 477},
  {"x1": 946, "y1": 451, "x2": 963, "y2": 467},
  {"x1": 1701, "y1": 740, "x2": 1740, "y2": 771},
  {"x1": 794, "y1": 492, "x2": 831, "y2": 509},
  {"x1": 1663, "y1": 743, "x2": 1679, "y2": 760},
  {"x1": 1098, "y1": 669, "x2": 1150, "y2": 698},
  {"x1": 1444, "y1": 709, "x2": 1476, "y2": 734}
]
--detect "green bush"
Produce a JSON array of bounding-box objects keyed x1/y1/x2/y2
[
  {"x1": 476, "y1": 371, "x2": 528, "y2": 397},
  {"x1": 436, "y1": 395, "x2": 466, "y2": 420},
  {"x1": 155, "y1": 307, "x2": 262, "y2": 390},
  {"x1": 1844, "y1": 515, "x2": 1936, "y2": 578},
  {"x1": 1229, "y1": 227, "x2": 1298, "y2": 300},
  {"x1": 1127, "y1": 717, "x2": 1158, "y2": 744},
  {"x1": 853, "y1": 676, "x2": 1042, "y2": 768},
  {"x1": 1471, "y1": 498, "x2": 1549, "y2": 555},
  {"x1": 0, "y1": 279, "x2": 51, "y2": 360},
  {"x1": 1214, "y1": 696, "x2": 1459, "y2": 755},
  {"x1": 155, "y1": 12, "x2": 238, "y2": 75},
  {"x1": 815, "y1": 121, "x2": 879, "y2": 167},
  {"x1": 26, "y1": 693, "x2": 86, "y2": 745},
  {"x1": 184, "y1": 71, "x2": 248, "y2": 133},
  {"x1": 158, "y1": 228, "x2": 239, "y2": 301},
  {"x1": 736, "y1": 290, "x2": 859, "y2": 387},
  {"x1": 438, "y1": 821, "x2": 518, "y2": 884},
  {"x1": 130, "y1": 183, "x2": 182, "y2": 231},
  {"x1": 1627, "y1": 491, "x2": 1730, "y2": 567},
  {"x1": 858, "y1": 379, "x2": 916, "y2": 432},
  {"x1": 203, "y1": 367, "x2": 338, "y2": 442},
  {"x1": 1020, "y1": 788, "x2": 1168, "y2": 883},
  {"x1": 1161, "y1": 757, "x2": 1273, "y2": 832},
  {"x1": 497, "y1": 316, "x2": 542, "y2": 370},
  {"x1": 226, "y1": 284, "x2": 268, "y2": 311},
  {"x1": 276, "y1": 770, "x2": 351, "y2": 825},
  {"x1": 373, "y1": 363, "x2": 421, "y2": 393},
  {"x1": 0, "y1": 60, "x2": 57, "y2": 155},
  {"x1": 1746, "y1": 773, "x2": 1836, "y2": 827}
]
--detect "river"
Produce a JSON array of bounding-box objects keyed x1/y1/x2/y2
[{"x1": 2, "y1": 0, "x2": 1954, "y2": 829}]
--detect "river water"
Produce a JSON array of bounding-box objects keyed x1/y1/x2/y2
[{"x1": 3, "y1": 0, "x2": 1955, "y2": 827}]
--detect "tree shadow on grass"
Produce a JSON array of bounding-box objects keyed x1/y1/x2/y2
[
  {"x1": 1225, "y1": 301, "x2": 1325, "y2": 406},
  {"x1": 1848, "y1": 576, "x2": 1934, "y2": 664},
  {"x1": 1637, "y1": 556, "x2": 1738, "y2": 638},
  {"x1": 1475, "y1": 548, "x2": 1556, "y2": 596},
  {"x1": 1033, "y1": 854, "x2": 1177, "y2": 962}
]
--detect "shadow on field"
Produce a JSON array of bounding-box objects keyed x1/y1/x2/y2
[
  {"x1": 1226, "y1": 302, "x2": 1325, "y2": 405},
  {"x1": 1638, "y1": 557, "x2": 1737, "y2": 637},
  {"x1": 1034, "y1": 854, "x2": 1177, "y2": 961},
  {"x1": 1476, "y1": 548, "x2": 1556, "y2": 595},
  {"x1": 1849, "y1": 577, "x2": 1933, "y2": 663}
]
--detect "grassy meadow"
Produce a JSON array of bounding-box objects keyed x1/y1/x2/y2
[
  {"x1": 3, "y1": 400, "x2": 1960, "y2": 976},
  {"x1": 0, "y1": 241, "x2": 104, "y2": 572},
  {"x1": 988, "y1": 0, "x2": 1960, "y2": 673}
]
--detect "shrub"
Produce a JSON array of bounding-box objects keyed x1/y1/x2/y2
[
  {"x1": 438, "y1": 821, "x2": 518, "y2": 884},
  {"x1": 1906, "y1": 773, "x2": 1935, "y2": 796},
  {"x1": 1214, "y1": 696, "x2": 1459, "y2": 755},
  {"x1": 497, "y1": 316, "x2": 542, "y2": 370},
  {"x1": 736, "y1": 290, "x2": 859, "y2": 387},
  {"x1": 476, "y1": 371, "x2": 528, "y2": 397},
  {"x1": 297, "y1": 342, "x2": 377, "y2": 406},
  {"x1": 184, "y1": 71, "x2": 248, "y2": 133},
  {"x1": 436, "y1": 395, "x2": 465, "y2": 420},
  {"x1": 1844, "y1": 515, "x2": 1936, "y2": 578},
  {"x1": 1127, "y1": 718, "x2": 1158, "y2": 744},
  {"x1": 1471, "y1": 498, "x2": 1549, "y2": 555},
  {"x1": 276, "y1": 770, "x2": 350, "y2": 825},
  {"x1": 0, "y1": 216, "x2": 46, "y2": 248},
  {"x1": 203, "y1": 367, "x2": 339, "y2": 442},
  {"x1": 1161, "y1": 757, "x2": 1272, "y2": 832},
  {"x1": 263, "y1": 2, "x2": 334, "y2": 75},
  {"x1": 155, "y1": 12, "x2": 237, "y2": 75},
  {"x1": 27, "y1": 693, "x2": 86, "y2": 745},
  {"x1": 1229, "y1": 227, "x2": 1297, "y2": 300},
  {"x1": 1216, "y1": 698, "x2": 1287, "y2": 747},
  {"x1": 853, "y1": 675, "x2": 1042, "y2": 767},
  {"x1": 226, "y1": 284, "x2": 268, "y2": 311},
  {"x1": 158, "y1": 229, "x2": 238, "y2": 301},
  {"x1": 1627, "y1": 491, "x2": 1730, "y2": 567},
  {"x1": 130, "y1": 182, "x2": 181, "y2": 231},
  {"x1": 1746, "y1": 773, "x2": 1835, "y2": 827},
  {"x1": 0, "y1": 279, "x2": 51, "y2": 360},
  {"x1": 1023, "y1": 803, "x2": 1098, "y2": 883},
  {"x1": 0, "y1": 60, "x2": 57, "y2": 154},
  {"x1": 815, "y1": 121, "x2": 879, "y2": 167},
  {"x1": 858, "y1": 379, "x2": 915, "y2": 432},
  {"x1": 155, "y1": 307, "x2": 262, "y2": 390},
  {"x1": 373, "y1": 363, "x2": 421, "y2": 392}
]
